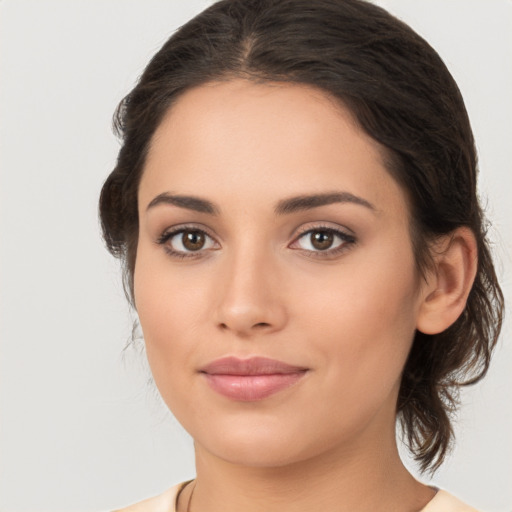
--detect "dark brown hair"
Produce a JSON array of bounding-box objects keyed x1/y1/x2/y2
[{"x1": 99, "y1": 0, "x2": 504, "y2": 473}]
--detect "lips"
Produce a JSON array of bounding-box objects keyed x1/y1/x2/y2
[{"x1": 199, "y1": 356, "x2": 309, "y2": 401}]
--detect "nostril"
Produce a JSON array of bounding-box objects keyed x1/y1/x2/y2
[{"x1": 254, "y1": 322, "x2": 270, "y2": 328}]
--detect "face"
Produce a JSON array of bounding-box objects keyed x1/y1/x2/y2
[{"x1": 135, "y1": 79, "x2": 427, "y2": 468}]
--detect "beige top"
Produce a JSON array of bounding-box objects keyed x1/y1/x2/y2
[{"x1": 113, "y1": 481, "x2": 481, "y2": 512}]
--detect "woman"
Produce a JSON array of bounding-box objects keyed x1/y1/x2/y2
[{"x1": 99, "y1": 0, "x2": 504, "y2": 511}]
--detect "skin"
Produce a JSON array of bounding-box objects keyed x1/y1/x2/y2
[{"x1": 132, "y1": 79, "x2": 476, "y2": 512}]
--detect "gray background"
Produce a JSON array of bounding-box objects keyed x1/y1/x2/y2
[{"x1": 0, "y1": 1, "x2": 511, "y2": 511}]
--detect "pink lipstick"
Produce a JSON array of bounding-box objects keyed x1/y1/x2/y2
[{"x1": 199, "y1": 356, "x2": 308, "y2": 401}]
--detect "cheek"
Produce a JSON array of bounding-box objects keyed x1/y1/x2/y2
[
  {"x1": 134, "y1": 269, "x2": 208, "y2": 432},
  {"x1": 133, "y1": 247, "x2": 204, "y2": 393},
  {"x1": 298, "y1": 247, "x2": 419, "y2": 396},
  {"x1": 134, "y1": 237, "x2": 210, "y2": 329}
]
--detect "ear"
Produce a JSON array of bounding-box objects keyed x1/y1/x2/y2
[{"x1": 416, "y1": 227, "x2": 478, "y2": 335}]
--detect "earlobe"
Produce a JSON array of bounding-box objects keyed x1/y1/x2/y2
[{"x1": 416, "y1": 227, "x2": 478, "y2": 335}]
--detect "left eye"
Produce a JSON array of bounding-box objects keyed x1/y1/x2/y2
[
  {"x1": 160, "y1": 228, "x2": 217, "y2": 254},
  {"x1": 293, "y1": 228, "x2": 353, "y2": 252}
]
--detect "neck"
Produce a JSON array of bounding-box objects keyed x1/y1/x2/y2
[{"x1": 185, "y1": 425, "x2": 434, "y2": 512}]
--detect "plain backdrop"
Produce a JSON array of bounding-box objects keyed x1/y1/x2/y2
[{"x1": 0, "y1": 1, "x2": 511, "y2": 511}]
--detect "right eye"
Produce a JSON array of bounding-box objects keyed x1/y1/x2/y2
[{"x1": 157, "y1": 227, "x2": 218, "y2": 259}]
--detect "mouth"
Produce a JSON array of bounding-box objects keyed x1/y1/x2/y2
[{"x1": 199, "y1": 356, "x2": 309, "y2": 402}]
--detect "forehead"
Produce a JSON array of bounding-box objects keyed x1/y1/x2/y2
[{"x1": 140, "y1": 79, "x2": 408, "y2": 220}]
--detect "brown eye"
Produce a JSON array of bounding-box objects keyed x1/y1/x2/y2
[
  {"x1": 158, "y1": 227, "x2": 217, "y2": 257},
  {"x1": 291, "y1": 227, "x2": 355, "y2": 255},
  {"x1": 310, "y1": 230, "x2": 334, "y2": 250},
  {"x1": 182, "y1": 230, "x2": 206, "y2": 251}
]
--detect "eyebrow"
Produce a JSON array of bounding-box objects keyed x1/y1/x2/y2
[
  {"x1": 274, "y1": 191, "x2": 376, "y2": 215},
  {"x1": 146, "y1": 193, "x2": 220, "y2": 215},
  {"x1": 146, "y1": 191, "x2": 376, "y2": 215}
]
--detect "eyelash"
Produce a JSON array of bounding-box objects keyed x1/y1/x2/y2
[
  {"x1": 155, "y1": 224, "x2": 356, "y2": 260},
  {"x1": 293, "y1": 224, "x2": 356, "y2": 259},
  {"x1": 156, "y1": 225, "x2": 217, "y2": 260}
]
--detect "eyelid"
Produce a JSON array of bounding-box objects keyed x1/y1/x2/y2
[
  {"x1": 155, "y1": 223, "x2": 220, "y2": 259},
  {"x1": 156, "y1": 222, "x2": 218, "y2": 241},
  {"x1": 288, "y1": 222, "x2": 357, "y2": 257},
  {"x1": 293, "y1": 221, "x2": 354, "y2": 237}
]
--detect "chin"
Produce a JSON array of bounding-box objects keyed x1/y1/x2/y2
[
  {"x1": 203, "y1": 438, "x2": 311, "y2": 468},
  {"x1": 192, "y1": 418, "x2": 332, "y2": 469}
]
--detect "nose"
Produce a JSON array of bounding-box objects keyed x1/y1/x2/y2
[{"x1": 213, "y1": 248, "x2": 288, "y2": 337}]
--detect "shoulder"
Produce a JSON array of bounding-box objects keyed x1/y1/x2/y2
[
  {"x1": 112, "y1": 481, "x2": 189, "y2": 512},
  {"x1": 421, "y1": 489, "x2": 481, "y2": 512}
]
